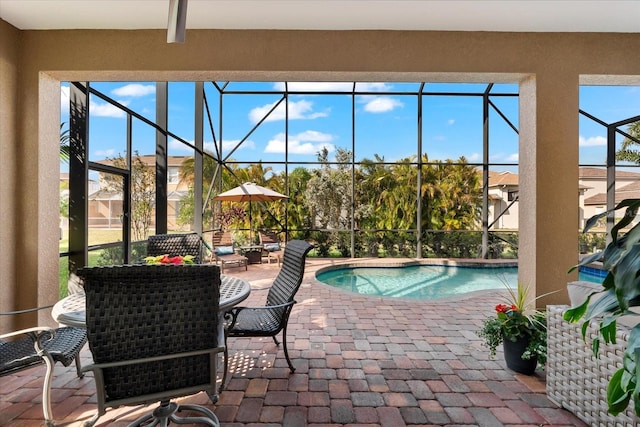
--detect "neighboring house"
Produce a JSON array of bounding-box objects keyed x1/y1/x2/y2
[
  {"x1": 485, "y1": 167, "x2": 640, "y2": 231},
  {"x1": 65, "y1": 155, "x2": 192, "y2": 231},
  {"x1": 580, "y1": 167, "x2": 640, "y2": 222},
  {"x1": 487, "y1": 171, "x2": 520, "y2": 230}
]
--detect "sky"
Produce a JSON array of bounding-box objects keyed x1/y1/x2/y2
[{"x1": 60, "y1": 81, "x2": 640, "y2": 173}]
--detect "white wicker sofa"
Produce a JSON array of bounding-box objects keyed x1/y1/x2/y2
[{"x1": 547, "y1": 281, "x2": 640, "y2": 426}]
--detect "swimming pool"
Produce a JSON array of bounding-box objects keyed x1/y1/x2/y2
[
  {"x1": 315, "y1": 264, "x2": 518, "y2": 299},
  {"x1": 315, "y1": 264, "x2": 604, "y2": 300}
]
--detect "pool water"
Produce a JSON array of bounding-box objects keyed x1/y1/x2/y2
[
  {"x1": 316, "y1": 265, "x2": 518, "y2": 300},
  {"x1": 315, "y1": 264, "x2": 605, "y2": 300}
]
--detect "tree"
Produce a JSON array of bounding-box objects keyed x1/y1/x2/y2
[
  {"x1": 60, "y1": 123, "x2": 70, "y2": 163},
  {"x1": 102, "y1": 152, "x2": 155, "y2": 241},
  {"x1": 615, "y1": 120, "x2": 640, "y2": 163},
  {"x1": 305, "y1": 147, "x2": 355, "y2": 230}
]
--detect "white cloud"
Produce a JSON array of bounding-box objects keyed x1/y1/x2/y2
[
  {"x1": 579, "y1": 135, "x2": 607, "y2": 146},
  {"x1": 265, "y1": 131, "x2": 335, "y2": 155},
  {"x1": 467, "y1": 153, "x2": 482, "y2": 162},
  {"x1": 357, "y1": 82, "x2": 391, "y2": 92},
  {"x1": 112, "y1": 84, "x2": 155, "y2": 97},
  {"x1": 90, "y1": 101, "x2": 127, "y2": 118},
  {"x1": 249, "y1": 99, "x2": 328, "y2": 123},
  {"x1": 363, "y1": 96, "x2": 403, "y2": 113},
  {"x1": 273, "y1": 82, "x2": 353, "y2": 92},
  {"x1": 202, "y1": 139, "x2": 256, "y2": 153},
  {"x1": 60, "y1": 85, "x2": 70, "y2": 110},
  {"x1": 273, "y1": 82, "x2": 392, "y2": 92},
  {"x1": 447, "y1": 119, "x2": 455, "y2": 125},
  {"x1": 489, "y1": 152, "x2": 519, "y2": 162},
  {"x1": 95, "y1": 149, "x2": 116, "y2": 157}
]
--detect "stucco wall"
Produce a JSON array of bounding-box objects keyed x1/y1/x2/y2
[
  {"x1": 2, "y1": 23, "x2": 640, "y2": 328},
  {"x1": 0, "y1": 20, "x2": 21, "y2": 330}
]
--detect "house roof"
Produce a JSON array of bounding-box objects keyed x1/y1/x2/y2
[
  {"x1": 0, "y1": 1, "x2": 636, "y2": 33},
  {"x1": 579, "y1": 167, "x2": 640, "y2": 180},
  {"x1": 584, "y1": 181, "x2": 640, "y2": 205},
  {"x1": 488, "y1": 171, "x2": 519, "y2": 187}
]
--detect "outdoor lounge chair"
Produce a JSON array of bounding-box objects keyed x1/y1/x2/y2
[
  {"x1": 147, "y1": 232, "x2": 204, "y2": 262},
  {"x1": 212, "y1": 230, "x2": 248, "y2": 273},
  {"x1": 221, "y1": 240, "x2": 312, "y2": 390},
  {"x1": 78, "y1": 264, "x2": 223, "y2": 427},
  {"x1": 259, "y1": 230, "x2": 283, "y2": 266},
  {"x1": 0, "y1": 307, "x2": 87, "y2": 427}
]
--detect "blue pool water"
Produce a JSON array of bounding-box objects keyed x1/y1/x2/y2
[
  {"x1": 315, "y1": 264, "x2": 605, "y2": 300},
  {"x1": 316, "y1": 265, "x2": 518, "y2": 300},
  {"x1": 579, "y1": 265, "x2": 607, "y2": 283}
]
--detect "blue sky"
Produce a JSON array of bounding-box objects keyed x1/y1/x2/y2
[{"x1": 60, "y1": 81, "x2": 640, "y2": 172}]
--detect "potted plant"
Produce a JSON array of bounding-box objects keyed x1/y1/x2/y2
[
  {"x1": 478, "y1": 283, "x2": 547, "y2": 375},
  {"x1": 565, "y1": 198, "x2": 640, "y2": 416}
]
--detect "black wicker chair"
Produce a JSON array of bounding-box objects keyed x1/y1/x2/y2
[
  {"x1": 222, "y1": 240, "x2": 313, "y2": 390},
  {"x1": 1, "y1": 307, "x2": 87, "y2": 427},
  {"x1": 146, "y1": 232, "x2": 204, "y2": 263},
  {"x1": 78, "y1": 264, "x2": 223, "y2": 427}
]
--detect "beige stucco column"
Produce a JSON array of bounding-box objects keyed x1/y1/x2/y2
[{"x1": 519, "y1": 72, "x2": 579, "y2": 307}]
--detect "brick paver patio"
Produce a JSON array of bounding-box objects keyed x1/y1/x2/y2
[{"x1": 1, "y1": 258, "x2": 586, "y2": 426}]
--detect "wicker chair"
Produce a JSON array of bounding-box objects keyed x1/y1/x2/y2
[
  {"x1": 78, "y1": 264, "x2": 223, "y2": 427},
  {"x1": 1, "y1": 307, "x2": 87, "y2": 427},
  {"x1": 146, "y1": 232, "x2": 204, "y2": 262},
  {"x1": 222, "y1": 240, "x2": 313, "y2": 390}
]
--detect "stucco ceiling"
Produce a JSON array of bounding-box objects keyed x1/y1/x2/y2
[{"x1": 0, "y1": 0, "x2": 638, "y2": 33}]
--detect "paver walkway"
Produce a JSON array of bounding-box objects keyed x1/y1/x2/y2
[{"x1": 1, "y1": 258, "x2": 587, "y2": 426}]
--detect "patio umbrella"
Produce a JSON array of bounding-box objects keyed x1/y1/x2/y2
[{"x1": 213, "y1": 182, "x2": 288, "y2": 241}]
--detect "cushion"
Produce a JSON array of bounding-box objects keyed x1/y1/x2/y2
[
  {"x1": 215, "y1": 245, "x2": 235, "y2": 255},
  {"x1": 264, "y1": 242, "x2": 281, "y2": 252},
  {"x1": 567, "y1": 280, "x2": 640, "y2": 328},
  {"x1": 567, "y1": 281, "x2": 604, "y2": 307}
]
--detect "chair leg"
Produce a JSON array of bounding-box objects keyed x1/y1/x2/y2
[
  {"x1": 220, "y1": 337, "x2": 229, "y2": 393},
  {"x1": 75, "y1": 354, "x2": 85, "y2": 378},
  {"x1": 281, "y1": 328, "x2": 295, "y2": 373},
  {"x1": 272, "y1": 336, "x2": 280, "y2": 346},
  {"x1": 41, "y1": 354, "x2": 56, "y2": 426}
]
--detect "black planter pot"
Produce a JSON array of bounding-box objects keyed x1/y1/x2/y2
[{"x1": 502, "y1": 335, "x2": 537, "y2": 375}]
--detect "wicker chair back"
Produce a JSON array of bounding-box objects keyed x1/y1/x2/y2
[
  {"x1": 147, "y1": 233, "x2": 203, "y2": 262},
  {"x1": 78, "y1": 264, "x2": 220, "y2": 405},
  {"x1": 266, "y1": 240, "x2": 313, "y2": 308}
]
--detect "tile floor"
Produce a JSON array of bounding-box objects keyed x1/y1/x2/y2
[{"x1": 1, "y1": 258, "x2": 587, "y2": 426}]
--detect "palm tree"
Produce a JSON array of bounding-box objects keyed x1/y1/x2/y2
[
  {"x1": 60, "y1": 123, "x2": 70, "y2": 162},
  {"x1": 616, "y1": 120, "x2": 640, "y2": 163}
]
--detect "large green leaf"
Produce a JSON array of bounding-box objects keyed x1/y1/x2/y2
[
  {"x1": 607, "y1": 368, "x2": 631, "y2": 416},
  {"x1": 612, "y1": 245, "x2": 640, "y2": 310},
  {"x1": 584, "y1": 290, "x2": 621, "y2": 322},
  {"x1": 563, "y1": 299, "x2": 590, "y2": 323},
  {"x1": 610, "y1": 201, "x2": 640, "y2": 241}
]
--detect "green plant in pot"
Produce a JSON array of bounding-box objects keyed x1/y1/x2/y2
[
  {"x1": 565, "y1": 198, "x2": 640, "y2": 416},
  {"x1": 478, "y1": 283, "x2": 547, "y2": 375}
]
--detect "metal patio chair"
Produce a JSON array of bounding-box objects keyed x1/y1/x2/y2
[
  {"x1": 78, "y1": 264, "x2": 223, "y2": 426},
  {"x1": 221, "y1": 240, "x2": 313, "y2": 390},
  {"x1": 1, "y1": 306, "x2": 87, "y2": 426},
  {"x1": 258, "y1": 230, "x2": 284, "y2": 266}
]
